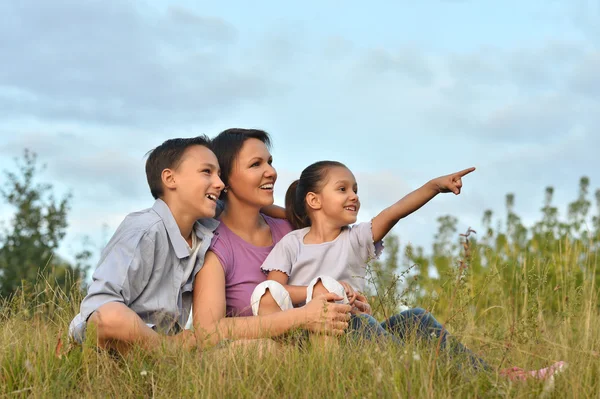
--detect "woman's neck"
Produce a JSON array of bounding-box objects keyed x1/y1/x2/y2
[
  {"x1": 303, "y1": 220, "x2": 343, "y2": 244},
  {"x1": 220, "y1": 198, "x2": 266, "y2": 233}
]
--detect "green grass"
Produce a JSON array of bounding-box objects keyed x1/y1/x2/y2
[{"x1": 1, "y1": 243, "x2": 599, "y2": 398}]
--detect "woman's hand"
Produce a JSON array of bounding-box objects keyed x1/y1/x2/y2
[
  {"x1": 302, "y1": 292, "x2": 351, "y2": 335},
  {"x1": 430, "y1": 167, "x2": 475, "y2": 195},
  {"x1": 351, "y1": 293, "x2": 372, "y2": 315},
  {"x1": 339, "y1": 281, "x2": 357, "y2": 305}
]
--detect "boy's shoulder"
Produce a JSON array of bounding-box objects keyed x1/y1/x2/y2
[{"x1": 105, "y1": 205, "x2": 167, "y2": 252}]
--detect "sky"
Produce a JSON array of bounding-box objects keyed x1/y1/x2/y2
[{"x1": 1, "y1": 0, "x2": 599, "y2": 270}]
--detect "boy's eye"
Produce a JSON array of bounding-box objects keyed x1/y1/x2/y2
[{"x1": 339, "y1": 187, "x2": 346, "y2": 192}]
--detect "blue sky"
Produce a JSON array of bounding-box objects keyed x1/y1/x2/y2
[{"x1": 1, "y1": 0, "x2": 599, "y2": 268}]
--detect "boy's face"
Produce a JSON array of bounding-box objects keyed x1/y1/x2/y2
[{"x1": 171, "y1": 145, "x2": 224, "y2": 219}]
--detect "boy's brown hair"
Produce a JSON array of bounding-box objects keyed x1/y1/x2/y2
[{"x1": 145, "y1": 136, "x2": 212, "y2": 199}]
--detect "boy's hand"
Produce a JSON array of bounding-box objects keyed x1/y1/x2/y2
[
  {"x1": 430, "y1": 167, "x2": 476, "y2": 195},
  {"x1": 339, "y1": 281, "x2": 356, "y2": 305}
]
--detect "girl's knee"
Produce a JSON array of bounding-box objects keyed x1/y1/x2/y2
[
  {"x1": 250, "y1": 281, "x2": 292, "y2": 316},
  {"x1": 306, "y1": 275, "x2": 348, "y2": 304},
  {"x1": 257, "y1": 289, "x2": 280, "y2": 316}
]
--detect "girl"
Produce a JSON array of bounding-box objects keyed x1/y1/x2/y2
[
  {"x1": 255, "y1": 160, "x2": 475, "y2": 312},
  {"x1": 251, "y1": 160, "x2": 566, "y2": 379}
]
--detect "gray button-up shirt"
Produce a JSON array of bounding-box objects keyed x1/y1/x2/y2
[{"x1": 69, "y1": 199, "x2": 219, "y2": 342}]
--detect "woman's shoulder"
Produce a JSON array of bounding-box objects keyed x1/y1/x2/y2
[
  {"x1": 209, "y1": 222, "x2": 234, "y2": 252},
  {"x1": 261, "y1": 214, "x2": 294, "y2": 241}
]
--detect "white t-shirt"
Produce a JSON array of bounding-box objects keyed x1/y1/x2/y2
[{"x1": 260, "y1": 222, "x2": 383, "y2": 292}]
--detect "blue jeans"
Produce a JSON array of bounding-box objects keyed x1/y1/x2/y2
[{"x1": 349, "y1": 308, "x2": 490, "y2": 371}]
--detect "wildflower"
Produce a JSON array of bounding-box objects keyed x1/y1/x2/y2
[
  {"x1": 24, "y1": 359, "x2": 34, "y2": 373},
  {"x1": 375, "y1": 367, "x2": 383, "y2": 383},
  {"x1": 140, "y1": 370, "x2": 148, "y2": 377},
  {"x1": 412, "y1": 352, "x2": 421, "y2": 361}
]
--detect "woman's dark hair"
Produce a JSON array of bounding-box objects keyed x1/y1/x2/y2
[
  {"x1": 285, "y1": 161, "x2": 347, "y2": 230},
  {"x1": 145, "y1": 135, "x2": 212, "y2": 200},
  {"x1": 211, "y1": 128, "x2": 272, "y2": 200}
]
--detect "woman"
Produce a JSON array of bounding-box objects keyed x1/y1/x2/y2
[{"x1": 192, "y1": 129, "x2": 351, "y2": 346}]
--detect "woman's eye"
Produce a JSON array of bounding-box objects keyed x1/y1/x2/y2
[
  {"x1": 251, "y1": 162, "x2": 260, "y2": 168},
  {"x1": 202, "y1": 169, "x2": 211, "y2": 175}
]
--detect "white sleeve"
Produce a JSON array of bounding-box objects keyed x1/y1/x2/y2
[
  {"x1": 348, "y1": 221, "x2": 384, "y2": 263},
  {"x1": 260, "y1": 236, "x2": 296, "y2": 276}
]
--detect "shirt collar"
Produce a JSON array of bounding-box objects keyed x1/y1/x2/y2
[{"x1": 152, "y1": 199, "x2": 220, "y2": 259}]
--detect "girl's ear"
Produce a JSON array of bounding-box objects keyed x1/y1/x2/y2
[
  {"x1": 161, "y1": 168, "x2": 177, "y2": 190},
  {"x1": 305, "y1": 192, "x2": 322, "y2": 211}
]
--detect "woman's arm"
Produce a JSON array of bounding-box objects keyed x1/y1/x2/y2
[
  {"x1": 371, "y1": 167, "x2": 475, "y2": 242},
  {"x1": 192, "y1": 251, "x2": 352, "y2": 347}
]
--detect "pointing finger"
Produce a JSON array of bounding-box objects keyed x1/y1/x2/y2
[{"x1": 456, "y1": 167, "x2": 476, "y2": 177}]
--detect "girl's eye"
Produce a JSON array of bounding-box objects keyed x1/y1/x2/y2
[
  {"x1": 268, "y1": 159, "x2": 273, "y2": 165},
  {"x1": 339, "y1": 187, "x2": 346, "y2": 192}
]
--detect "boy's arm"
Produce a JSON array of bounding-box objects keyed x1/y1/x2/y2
[
  {"x1": 371, "y1": 167, "x2": 475, "y2": 242},
  {"x1": 88, "y1": 302, "x2": 195, "y2": 352},
  {"x1": 78, "y1": 232, "x2": 186, "y2": 350},
  {"x1": 260, "y1": 204, "x2": 287, "y2": 219}
]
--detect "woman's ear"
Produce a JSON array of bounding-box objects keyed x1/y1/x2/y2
[
  {"x1": 305, "y1": 192, "x2": 322, "y2": 211},
  {"x1": 161, "y1": 168, "x2": 176, "y2": 190}
]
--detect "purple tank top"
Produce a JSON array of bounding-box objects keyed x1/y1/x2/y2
[{"x1": 209, "y1": 214, "x2": 293, "y2": 317}]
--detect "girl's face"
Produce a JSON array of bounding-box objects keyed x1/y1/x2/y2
[
  {"x1": 227, "y1": 138, "x2": 277, "y2": 208},
  {"x1": 315, "y1": 166, "x2": 360, "y2": 227}
]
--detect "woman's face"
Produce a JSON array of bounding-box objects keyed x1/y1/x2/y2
[{"x1": 227, "y1": 138, "x2": 277, "y2": 208}]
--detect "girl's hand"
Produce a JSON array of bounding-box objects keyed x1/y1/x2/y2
[
  {"x1": 430, "y1": 167, "x2": 476, "y2": 195},
  {"x1": 339, "y1": 281, "x2": 357, "y2": 305},
  {"x1": 351, "y1": 293, "x2": 372, "y2": 315}
]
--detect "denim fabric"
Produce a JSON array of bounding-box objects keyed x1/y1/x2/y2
[{"x1": 349, "y1": 308, "x2": 490, "y2": 371}]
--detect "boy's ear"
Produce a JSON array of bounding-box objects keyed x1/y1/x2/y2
[
  {"x1": 305, "y1": 192, "x2": 321, "y2": 211},
  {"x1": 161, "y1": 168, "x2": 177, "y2": 191}
]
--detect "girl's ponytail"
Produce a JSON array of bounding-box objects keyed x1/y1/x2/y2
[{"x1": 285, "y1": 179, "x2": 310, "y2": 230}]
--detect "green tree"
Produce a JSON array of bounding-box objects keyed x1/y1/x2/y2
[{"x1": 0, "y1": 149, "x2": 85, "y2": 298}]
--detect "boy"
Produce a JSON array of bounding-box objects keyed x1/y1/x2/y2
[{"x1": 69, "y1": 136, "x2": 224, "y2": 351}]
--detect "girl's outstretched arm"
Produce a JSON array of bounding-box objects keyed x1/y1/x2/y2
[{"x1": 371, "y1": 167, "x2": 475, "y2": 242}]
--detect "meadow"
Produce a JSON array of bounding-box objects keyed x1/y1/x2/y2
[{"x1": 1, "y1": 228, "x2": 598, "y2": 398}]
